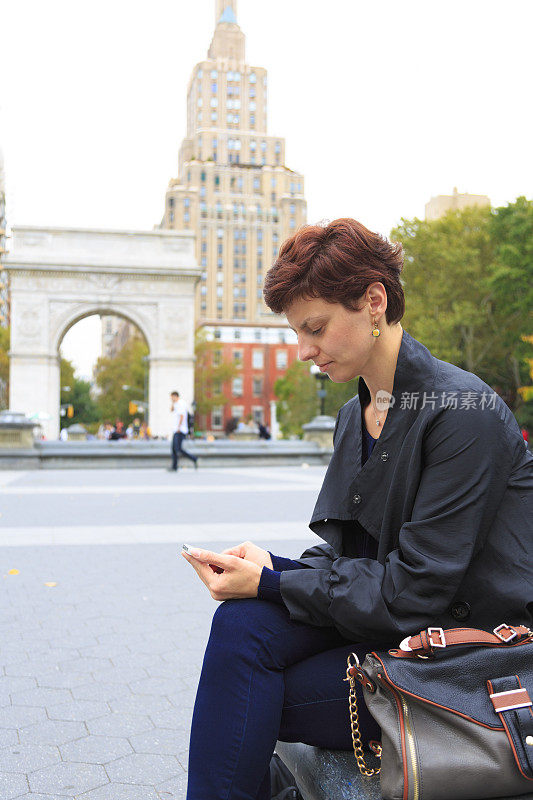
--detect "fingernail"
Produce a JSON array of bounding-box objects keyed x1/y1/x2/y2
[{"x1": 189, "y1": 548, "x2": 201, "y2": 558}]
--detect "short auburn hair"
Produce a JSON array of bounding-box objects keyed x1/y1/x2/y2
[{"x1": 263, "y1": 218, "x2": 405, "y2": 324}]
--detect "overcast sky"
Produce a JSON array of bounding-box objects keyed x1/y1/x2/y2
[{"x1": 2, "y1": 0, "x2": 532, "y2": 377}]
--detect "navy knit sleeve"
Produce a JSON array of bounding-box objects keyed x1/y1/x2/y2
[
  {"x1": 269, "y1": 552, "x2": 307, "y2": 572},
  {"x1": 257, "y1": 567, "x2": 285, "y2": 606}
]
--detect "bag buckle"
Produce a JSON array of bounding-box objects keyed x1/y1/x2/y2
[
  {"x1": 427, "y1": 627, "x2": 446, "y2": 648},
  {"x1": 493, "y1": 623, "x2": 518, "y2": 643}
]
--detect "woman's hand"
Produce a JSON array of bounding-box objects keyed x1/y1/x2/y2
[
  {"x1": 181, "y1": 547, "x2": 263, "y2": 601},
  {"x1": 221, "y1": 541, "x2": 273, "y2": 570}
]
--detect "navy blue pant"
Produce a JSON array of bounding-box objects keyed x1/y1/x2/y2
[
  {"x1": 186, "y1": 598, "x2": 381, "y2": 800},
  {"x1": 171, "y1": 431, "x2": 197, "y2": 470}
]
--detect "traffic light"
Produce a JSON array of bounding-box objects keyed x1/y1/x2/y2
[
  {"x1": 67, "y1": 405, "x2": 74, "y2": 418},
  {"x1": 128, "y1": 401, "x2": 137, "y2": 415}
]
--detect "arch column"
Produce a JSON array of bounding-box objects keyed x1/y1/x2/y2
[
  {"x1": 9, "y1": 352, "x2": 60, "y2": 440},
  {"x1": 148, "y1": 355, "x2": 196, "y2": 438}
]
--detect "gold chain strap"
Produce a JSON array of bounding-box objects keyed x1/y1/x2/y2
[{"x1": 345, "y1": 654, "x2": 381, "y2": 778}]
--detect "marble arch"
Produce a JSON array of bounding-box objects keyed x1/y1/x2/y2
[{"x1": 4, "y1": 226, "x2": 200, "y2": 440}]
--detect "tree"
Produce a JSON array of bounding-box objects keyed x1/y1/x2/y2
[
  {"x1": 194, "y1": 330, "x2": 237, "y2": 429},
  {"x1": 274, "y1": 360, "x2": 358, "y2": 438},
  {"x1": 94, "y1": 337, "x2": 149, "y2": 423},
  {"x1": 0, "y1": 326, "x2": 9, "y2": 409},
  {"x1": 59, "y1": 357, "x2": 99, "y2": 428},
  {"x1": 392, "y1": 200, "x2": 532, "y2": 411}
]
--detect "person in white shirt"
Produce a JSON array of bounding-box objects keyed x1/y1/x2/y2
[{"x1": 169, "y1": 391, "x2": 198, "y2": 472}]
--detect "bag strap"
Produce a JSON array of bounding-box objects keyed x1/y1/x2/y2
[
  {"x1": 394, "y1": 624, "x2": 533, "y2": 658},
  {"x1": 488, "y1": 675, "x2": 533, "y2": 781}
]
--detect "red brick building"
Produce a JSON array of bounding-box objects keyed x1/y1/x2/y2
[{"x1": 199, "y1": 323, "x2": 299, "y2": 435}]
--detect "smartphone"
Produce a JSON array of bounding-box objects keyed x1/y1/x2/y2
[{"x1": 182, "y1": 543, "x2": 224, "y2": 574}]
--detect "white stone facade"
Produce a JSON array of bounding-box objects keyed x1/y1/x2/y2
[{"x1": 4, "y1": 226, "x2": 200, "y2": 440}]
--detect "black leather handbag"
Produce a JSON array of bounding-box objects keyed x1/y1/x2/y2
[{"x1": 345, "y1": 623, "x2": 533, "y2": 800}]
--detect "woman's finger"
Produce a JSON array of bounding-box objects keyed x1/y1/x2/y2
[{"x1": 187, "y1": 548, "x2": 236, "y2": 570}]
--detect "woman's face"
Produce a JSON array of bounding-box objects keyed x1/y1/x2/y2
[{"x1": 285, "y1": 296, "x2": 375, "y2": 383}]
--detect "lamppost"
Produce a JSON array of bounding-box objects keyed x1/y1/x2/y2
[{"x1": 310, "y1": 364, "x2": 328, "y2": 416}]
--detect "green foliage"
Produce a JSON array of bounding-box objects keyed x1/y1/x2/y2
[
  {"x1": 94, "y1": 337, "x2": 149, "y2": 423},
  {"x1": 274, "y1": 360, "x2": 357, "y2": 438},
  {"x1": 0, "y1": 326, "x2": 10, "y2": 409},
  {"x1": 59, "y1": 358, "x2": 99, "y2": 428},
  {"x1": 392, "y1": 199, "x2": 533, "y2": 411},
  {"x1": 194, "y1": 330, "x2": 238, "y2": 422}
]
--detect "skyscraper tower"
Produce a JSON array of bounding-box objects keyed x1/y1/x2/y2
[{"x1": 161, "y1": 1, "x2": 307, "y2": 326}]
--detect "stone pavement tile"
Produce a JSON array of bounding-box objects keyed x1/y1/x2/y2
[
  {"x1": 47, "y1": 635, "x2": 98, "y2": 650},
  {"x1": 28, "y1": 762, "x2": 107, "y2": 795},
  {"x1": 129, "y1": 728, "x2": 183, "y2": 756},
  {"x1": 0, "y1": 729, "x2": 18, "y2": 748},
  {"x1": 156, "y1": 770, "x2": 188, "y2": 799},
  {"x1": 0, "y1": 743, "x2": 60, "y2": 772},
  {"x1": 11, "y1": 688, "x2": 73, "y2": 708},
  {"x1": 0, "y1": 677, "x2": 38, "y2": 694},
  {"x1": 58, "y1": 657, "x2": 113, "y2": 675},
  {"x1": 0, "y1": 706, "x2": 47, "y2": 729},
  {"x1": 106, "y1": 752, "x2": 180, "y2": 784},
  {"x1": 59, "y1": 734, "x2": 133, "y2": 764},
  {"x1": 87, "y1": 713, "x2": 154, "y2": 737},
  {"x1": 0, "y1": 770, "x2": 28, "y2": 798},
  {"x1": 71, "y1": 682, "x2": 132, "y2": 703},
  {"x1": 166, "y1": 691, "x2": 194, "y2": 710},
  {"x1": 90, "y1": 667, "x2": 150, "y2": 684},
  {"x1": 18, "y1": 719, "x2": 87, "y2": 746},
  {"x1": 128, "y1": 677, "x2": 182, "y2": 696},
  {"x1": 78, "y1": 643, "x2": 130, "y2": 659},
  {"x1": 112, "y1": 652, "x2": 164, "y2": 669},
  {"x1": 78, "y1": 783, "x2": 161, "y2": 800},
  {"x1": 109, "y1": 695, "x2": 171, "y2": 715},
  {"x1": 47, "y1": 700, "x2": 110, "y2": 722},
  {"x1": 148, "y1": 707, "x2": 193, "y2": 731},
  {"x1": 36, "y1": 671, "x2": 90, "y2": 690}
]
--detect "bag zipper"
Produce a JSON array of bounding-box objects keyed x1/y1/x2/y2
[{"x1": 378, "y1": 674, "x2": 420, "y2": 800}]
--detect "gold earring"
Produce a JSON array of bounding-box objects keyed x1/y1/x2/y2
[{"x1": 371, "y1": 319, "x2": 381, "y2": 337}]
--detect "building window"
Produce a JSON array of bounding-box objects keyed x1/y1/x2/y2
[
  {"x1": 276, "y1": 350, "x2": 288, "y2": 370},
  {"x1": 250, "y1": 72, "x2": 257, "y2": 83},
  {"x1": 252, "y1": 350, "x2": 264, "y2": 369},
  {"x1": 201, "y1": 171, "x2": 206, "y2": 182},
  {"x1": 217, "y1": 257, "x2": 223, "y2": 268},
  {"x1": 212, "y1": 406, "x2": 223, "y2": 429},
  {"x1": 232, "y1": 377, "x2": 243, "y2": 396},
  {"x1": 290, "y1": 203, "x2": 295, "y2": 214},
  {"x1": 234, "y1": 329, "x2": 241, "y2": 340},
  {"x1": 213, "y1": 349, "x2": 222, "y2": 366},
  {"x1": 253, "y1": 377, "x2": 263, "y2": 396},
  {"x1": 184, "y1": 212, "x2": 190, "y2": 223},
  {"x1": 211, "y1": 69, "x2": 217, "y2": 78},
  {"x1": 214, "y1": 329, "x2": 222, "y2": 339},
  {"x1": 217, "y1": 227, "x2": 224, "y2": 238},
  {"x1": 201, "y1": 256, "x2": 207, "y2": 267},
  {"x1": 217, "y1": 243, "x2": 223, "y2": 255},
  {"x1": 169, "y1": 211, "x2": 174, "y2": 223},
  {"x1": 201, "y1": 242, "x2": 207, "y2": 253},
  {"x1": 250, "y1": 115, "x2": 255, "y2": 127},
  {"x1": 290, "y1": 218, "x2": 295, "y2": 228},
  {"x1": 252, "y1": 406, "x2": 264, "y2": 424},
  {"x1": 278, "y1": 331, "x2": 287, "y2": 343},
  {"x1": 233, "y1": 350, "x2": 243, "y2": 367},
  {"x1": 231, "y1": 405, "x2": 244, "y2": 420},
  {"x1": 168, "y1": 197, "x2": 174, "y2": 208},
  {"x1": 254, "y1": 329, "x2": 262, "y2": 341},
  {"x1": 253, "y1": 177, "x2": 260, "y2": 192}
]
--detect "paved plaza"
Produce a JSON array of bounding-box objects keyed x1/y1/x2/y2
[{"x1": 0, "y1": 465, "x2": 325, "y2": 799}]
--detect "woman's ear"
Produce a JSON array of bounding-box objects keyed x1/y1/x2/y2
[{"x1": 366, "y1": 282, "x2": 387, "y2": 319}]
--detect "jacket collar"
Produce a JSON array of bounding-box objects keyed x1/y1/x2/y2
[
  {"x1": 309, "y1": 330, "x2": 439, "y2": 538},
  {"x1": 357, "y1": 328, "x2": 437, "y2": 410}
]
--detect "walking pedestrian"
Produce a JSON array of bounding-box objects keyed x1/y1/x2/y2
[{"x1": 169, "y1": 391, "x2": 198, "y2": 471}]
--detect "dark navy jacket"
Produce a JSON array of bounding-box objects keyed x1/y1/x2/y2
[{"x1": 280, "y1": 330, "x2": 533, "y2": 641}]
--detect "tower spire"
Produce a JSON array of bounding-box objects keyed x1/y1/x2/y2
[{"x1": 215, "y1": 0, "x2": 237, "y2": 26}]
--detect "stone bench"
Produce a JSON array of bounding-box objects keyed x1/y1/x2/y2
[{"x1": 275, "y1": 742, "x2": 533, "y2": 800}]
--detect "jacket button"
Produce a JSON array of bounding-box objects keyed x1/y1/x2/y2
[
  {"x1": 451, "y1": 602, "x2": 471, "y2": 621},
  {"x1": 352, "y1": 494, "x2": 361, "y2": 504},
  {"x1": 381, "y1": 451, "x2": 389, "y2": 462}
]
